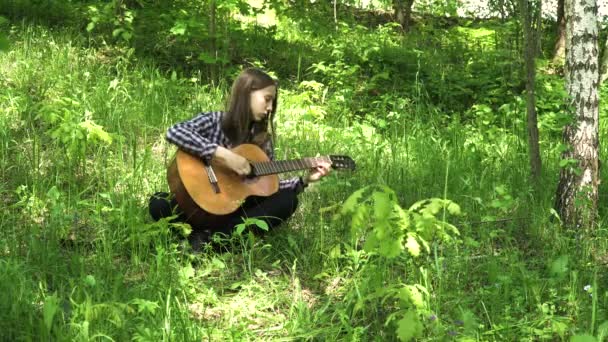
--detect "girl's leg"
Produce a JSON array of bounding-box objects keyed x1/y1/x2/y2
[
  {"x1": 150, "y1": 190, "x2": 299, "y2": 251},
  {"x1": 205, "y1": 188, "x2": 300, "y2": 238},
  {"x1": 148, "y1": 192, "x2": 184, "y2": 222}
]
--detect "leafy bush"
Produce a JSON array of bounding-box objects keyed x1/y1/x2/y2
[{"x1": 332, "y1": 185, "x2": 461, "y2": 340}]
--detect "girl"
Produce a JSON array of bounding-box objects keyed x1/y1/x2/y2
[{"x1": 149, "y1": 68, "x2": 331, "y2": 250}]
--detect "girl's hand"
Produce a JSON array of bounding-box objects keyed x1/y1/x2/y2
[
  {"x1": 304, "y1": 162, "x2": 331, "y2": 185},
  {"x1": 214, "y1": 147, "x2": 251, "y2": 176}
]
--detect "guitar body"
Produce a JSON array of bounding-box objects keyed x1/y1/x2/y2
[
  {"x1": 167, "y1": 143, "x2": 355, "y2": 228},
  {"x1": 167, "y1": 144, "x2": 279, "y2": 227}
]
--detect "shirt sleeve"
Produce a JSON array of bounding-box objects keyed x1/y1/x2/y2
[
  {"x1": 166, "y1": 112, "x2": 220, "y2": 163},
  {"x1": 280, "y1": 177, "x2": 305, "y2": 193}
]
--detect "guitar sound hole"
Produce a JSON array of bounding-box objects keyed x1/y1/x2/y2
[{"x1": 243, "y1": 176, "x2": 259, "y2": 184}]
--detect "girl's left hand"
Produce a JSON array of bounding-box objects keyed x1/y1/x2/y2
[{"x1": 305, "y1": 162, "x2": 331, "y2": 185}]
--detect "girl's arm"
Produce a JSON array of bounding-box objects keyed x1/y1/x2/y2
[
  {"x1": 167, "y1": 112, "x2": 252, "y2": 175},
  {"x1": 166, "y1": 112, "x2": 221, "y2": 164}
]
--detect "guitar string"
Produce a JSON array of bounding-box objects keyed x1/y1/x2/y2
[{"x1": 253, "y1": 157, "x2": 322, "y2": 176}]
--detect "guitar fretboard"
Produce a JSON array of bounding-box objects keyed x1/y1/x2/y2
[{"x1": 251, "y1": 156, "x2": 331, "y2": 176}]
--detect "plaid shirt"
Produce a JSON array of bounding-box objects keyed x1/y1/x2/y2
[{"x1": 166, "y1": 111, "x2": 303, "y2": 192}]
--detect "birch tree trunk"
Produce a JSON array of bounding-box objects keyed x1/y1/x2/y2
[
  {"x1": 393, "y1": 0, "x2": 415, "y2": 31},
  {"x1": 555, "y1": 0, "x2": 600, "y2": 228},
  {"x1": 521, "y1": 0, "x2": 542, "y2": 184}
]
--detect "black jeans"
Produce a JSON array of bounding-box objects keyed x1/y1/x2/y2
[{"x1": 149, "y1": 189, "x2": 299, "y2": 248}]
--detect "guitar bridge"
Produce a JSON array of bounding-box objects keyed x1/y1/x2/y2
[{"x1": 205, "y1": 165, "x2": 221, "y2": 194}]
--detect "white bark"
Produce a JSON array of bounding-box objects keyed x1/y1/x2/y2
[{"x1": 556, "y1": 0, "x2": 599, "y2": 227}]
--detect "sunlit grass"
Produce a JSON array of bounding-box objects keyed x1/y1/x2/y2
[{"x1": 1, "y1": 18, "x2": 607, "y2": 341}]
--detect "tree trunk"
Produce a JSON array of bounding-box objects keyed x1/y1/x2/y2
[
  {"x1": 533, "y1": 0, "x2": 542, "y2": 56},
  {"x1": 552, "y1": 0, "x2": 566, "y2": 64},
  {"x1": 393, "y1": 0, "x2": 415, "y2": 31},
  {"x1": 333, "y1": 0, "x2": 338, "y2": 31},
  {"x1": 521, "y1": 0, "x2": 542, "y2": 184},
  {"x1": 209, "y1": 0, "x2": 217, "y2": 83},
  {"x1": 498, "y1": 0, "x2": 507, "y2": 20},
  {"x1": 555, "y1": 0, "x2": 600, "y2": 228}
]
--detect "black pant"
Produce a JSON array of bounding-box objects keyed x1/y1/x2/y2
[{"x1": 149, "y1": 189, "x2": 299, "y2": 248}]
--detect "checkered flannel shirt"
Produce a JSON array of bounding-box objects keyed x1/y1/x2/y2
[{"x1": 166, "y1": 111, "x2": 303, "y2": 192}]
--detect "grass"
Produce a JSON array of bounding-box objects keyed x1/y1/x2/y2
[{"x1": 1, "y1": 16, "x2": 608, "y2": 341}]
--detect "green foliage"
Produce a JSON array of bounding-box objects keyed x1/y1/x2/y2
[
  {"x1": 0, "y1": 16, "x2": 8, "y2": 51},
  {"x1": 86, "y1": 1, "x2": 135, "y2": 43},
  {"x1": 1, "y1": 3, "x2": 608, "y2": 340},
  {"x1": 234, "y1": 217, "x2": 269, "y2": 235},
  {"x1": 416, "y1": 0, "x2": 461, "y2": 17},
  {"x1": 38, "y1": 97, "x2": 113, "y2": 159},
  {"x1": 0, "y1": 0, "x2": 80, "y2": 25},
  {"x1": 572, "y1": 335, "x2": 598, "y2": 342},
  {"x1": 334, "y1": 186, "x2": 461, "y2": 340}
]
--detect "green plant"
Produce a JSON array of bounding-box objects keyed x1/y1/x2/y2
[
  {"x1": 87, "y1": 0, "x2": 135, "y2": 44},
  {"x1": 333, "y1": 185, "x2": 461, "y2": 340},
  {"x1": 37, "y1": 97, "x2": 113, "y2": 162}
]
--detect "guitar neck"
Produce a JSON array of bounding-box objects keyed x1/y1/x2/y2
[{"x1": 251, "y1": 156, "x2": 331, "y2": 176}]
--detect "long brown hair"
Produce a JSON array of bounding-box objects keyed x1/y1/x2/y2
[{"x1": 222, "y1": 68, "x2": 278, "y2": 146}]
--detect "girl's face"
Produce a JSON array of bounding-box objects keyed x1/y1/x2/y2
[{"x1": 249, "y1": 85, "x2": 276, "y2": 122}]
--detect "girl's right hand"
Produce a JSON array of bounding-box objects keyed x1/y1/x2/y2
[{"x1": 214, "y1": 147, "x2": 251, "y2": 176}]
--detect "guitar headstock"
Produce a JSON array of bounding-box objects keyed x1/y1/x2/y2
[{"x1": 329, "y1": 155, "x2": 356, "y2": 171}]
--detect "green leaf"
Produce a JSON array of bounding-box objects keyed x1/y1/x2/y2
[
  {"x1": 408, "y1": 199, "x2": 429, "y2": 212},
  {"x1": 253, "y1": 218, "x2": 269, "y2": 231},
  {"x1": 405, "y1": 235, "x2": 420, "y2": 257},
  {"x1": 571, "y1": 335, "x2": 597, "y2": 342},
  {"x1": 350, "y1": 206, "x2": 368, "y2": 237},
  {"x1": 408, "y1": 285, "x2": 426, "y2": 308},
  {"x1": 79, "y1": 120, "x2": 112, "y2": 144},
  {"x1": 597, "y1": 321, "x2": 608, "y2": 341},
  {"x1": 0, "y1": 34, "x2": 8, "y2": 51},
  {"x1": 180, "y1": 264, "x2": 195, "y2": 279},
  {"x1": 198, "y1": 52, "x2": 218, "y2": 64},
  {"x1": 394, "y1": 204, "x2": 411, "y2": 231},
  {"x1": 235, "y1": 218, "x2": 269, "y2": 235},
  {"x1": 112, "y1": 28, "x2": 124, "y2": 38},
  {"x1": 339, "y1": 187, "x2": 367, "y2": 215},
  {"x1": 363, "y1": 230, "x2": 379, "y2": 253},
  {"x1": 84, "y1": 274, "x2": 96, "y2": 287},
  {"x1": 460, "y1": 308, "x2": 479, "y2": 334},
  {"x1": 131, "y1": 298, "x2": 160, "y2": 315},
  {"x1": 378, "y1": 236, "x2": 403, "y2": 258},
  {"x1": 235, "y1": 223, "x2": 246, "y2": 235},
  {"x1": 446, "y1": 201, "x2": 461, "y2": 215},
  {"x1": 398, "y1": 285, "x2": 426, "y2": 308},
  {"x1": 550, "y1": 255, "x2": 569, "y2": 277},
  {"x1": 230, "y1": 281, "x2": 244, "y2": 290},
  {"x1": 396, "y1": 310, "x2": 423, "y2": 341},
  {"x1": 424, "y1": 199, "x2": 444, "y2": 215},
  {"x1": 170, "y1": 222, "x2": 192, "y2": 237},
  {"x1": 329, "y1": 244, "x2": 341, "y2": 259},
  {"x1": 170, "y1": 21, "x2": 187, "y2": 36},
  {"x1": 43, "y1": 294, "x2": 59, "y2": 332},
  {"x1": 372, "y1": 190, "x2": 392, "y2": 221},
  {"x1": 46, "y1": 186, "x2": 61, "y2": 202}
]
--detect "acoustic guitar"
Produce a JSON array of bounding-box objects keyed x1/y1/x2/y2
[{"x1": 167, "y1": 143, "x2": 356, "y2": 226}]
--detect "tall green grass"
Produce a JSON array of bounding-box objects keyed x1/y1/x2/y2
[{"x1": 1, "y1": 19, "x2": 608, "y2": 341}]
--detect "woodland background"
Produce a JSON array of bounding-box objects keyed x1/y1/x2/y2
[{"x1": 1, "y1": 0, "x2": 608, "y2": 340}]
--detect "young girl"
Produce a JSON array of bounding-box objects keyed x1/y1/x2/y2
[{"x1": 149, "y1": 68, "x2": 331, "y2": 250}]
